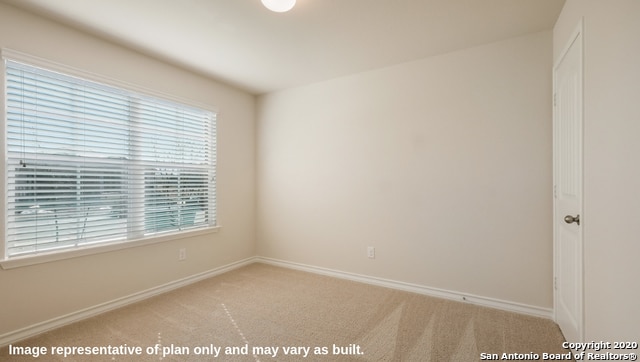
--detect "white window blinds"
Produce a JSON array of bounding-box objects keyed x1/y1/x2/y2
[{"x1": 4, "y1": 58, "x2": 216, "y2": 258}]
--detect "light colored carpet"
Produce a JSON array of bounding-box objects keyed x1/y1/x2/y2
[{"x1": 1, "y1": 263, "x2": 569, "y2": 361}]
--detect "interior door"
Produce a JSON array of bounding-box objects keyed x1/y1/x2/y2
[{"x1": 553, "y1": 22, "x2": 584, "y2": 343}]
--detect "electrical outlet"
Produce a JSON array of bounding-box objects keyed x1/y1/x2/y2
[
  {"x1": 178, "y1": 248, "x2": 187, "y2": 261},
  {"x1": 367, "y1": 246, "x2": 375, "y2": 259}
]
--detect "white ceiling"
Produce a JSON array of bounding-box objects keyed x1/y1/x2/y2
[{"x1": 2, "y1": 0, "x2": 565, "y2": 94}]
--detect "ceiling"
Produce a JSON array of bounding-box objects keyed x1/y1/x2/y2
[{"x1": 2, "y1": 0, "x2": 565, "y2": 94}]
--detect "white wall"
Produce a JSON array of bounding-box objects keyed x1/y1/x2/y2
[
  {"x1": 554, "y1": 0, "x2": 640, "y2": 341},
  {"x1": 0, "y1": 3, "x2": 256, "y2": 337},
  {"x1": 257, "y1": 31, "x2": 553, "y2": 309}
]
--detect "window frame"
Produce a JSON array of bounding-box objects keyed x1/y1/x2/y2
[{"x1": 1, "y1": 49, "x2": 220, "y2": 269}]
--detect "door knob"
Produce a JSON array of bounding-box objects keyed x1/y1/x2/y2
[{"x1": 564, "y1": 214, "x2": 580, "y2": 225}]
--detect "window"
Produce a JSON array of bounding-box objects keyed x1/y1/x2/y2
[{"x1": 3, "y1": 55, "x2": 217, "y2": 259}]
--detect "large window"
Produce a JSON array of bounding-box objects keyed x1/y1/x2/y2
[{"x1": 3, "y1": 56, "x2": 217, "y2": 258}]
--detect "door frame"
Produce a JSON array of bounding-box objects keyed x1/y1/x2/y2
[{"x1": 552, "y1": 18, "x2": 585, "y2": 342}]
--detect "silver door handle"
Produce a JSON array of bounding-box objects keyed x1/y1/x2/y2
[{"x1": 564, "y1": 214, "x2": 580, "y2": 225}]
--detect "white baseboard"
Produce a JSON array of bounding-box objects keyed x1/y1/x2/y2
[
  {"x1": 0, "y1": 257, "x2": 257, "y2": 347},
  {"x1": 2, "y1": 255, "x2": 552, "y2": 347},
  {"x1": 255, "y1": 256, "x2": 553, "y2": 319}
]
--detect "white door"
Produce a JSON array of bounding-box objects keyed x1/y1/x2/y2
[{"x1": 553, "y1": 22, "x2": 584, "y2": 343}]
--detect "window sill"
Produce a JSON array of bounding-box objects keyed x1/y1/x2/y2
[{"x1": 0, "y1": 226, "x2": 221, "y2": 270}]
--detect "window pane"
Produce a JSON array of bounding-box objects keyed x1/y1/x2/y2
[
  {"x1": 144, "y1": 169, "x2": 209, "y2": 234},
  {"x1": 136, "y1": 98, "x2": 211, "y2": 165},
  {"x1": 7, "y1": 162, "x2": 128, "y2": 256}
]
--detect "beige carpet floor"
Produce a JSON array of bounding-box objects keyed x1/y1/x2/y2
[{"x1": 1, "y1": 263, "x2": 570, "y2": 361}]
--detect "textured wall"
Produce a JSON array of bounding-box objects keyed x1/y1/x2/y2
[
  {"x1": 0, "y1": 2, "x2": 256, "y2": 337},
  {"x1": 257, "y1": 31, "x2": 553, "y2": 308}
]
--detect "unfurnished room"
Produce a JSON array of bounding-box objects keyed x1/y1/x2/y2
[{"x1": 0, "y1": 0, "x2": 639, "y2": 361}]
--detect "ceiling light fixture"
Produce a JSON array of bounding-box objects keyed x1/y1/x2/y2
[{"x1": 261, "y1": 0, "x2": 296, "y2": 13}]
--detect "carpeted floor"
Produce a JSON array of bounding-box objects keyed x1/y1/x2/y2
[{"x1": 1, "y1": 263, "x2": 570, "y2": 361}]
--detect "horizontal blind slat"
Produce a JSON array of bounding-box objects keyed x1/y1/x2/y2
[{"x1": 5, "y1": 58, "x2": 216, "y2": 257}]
